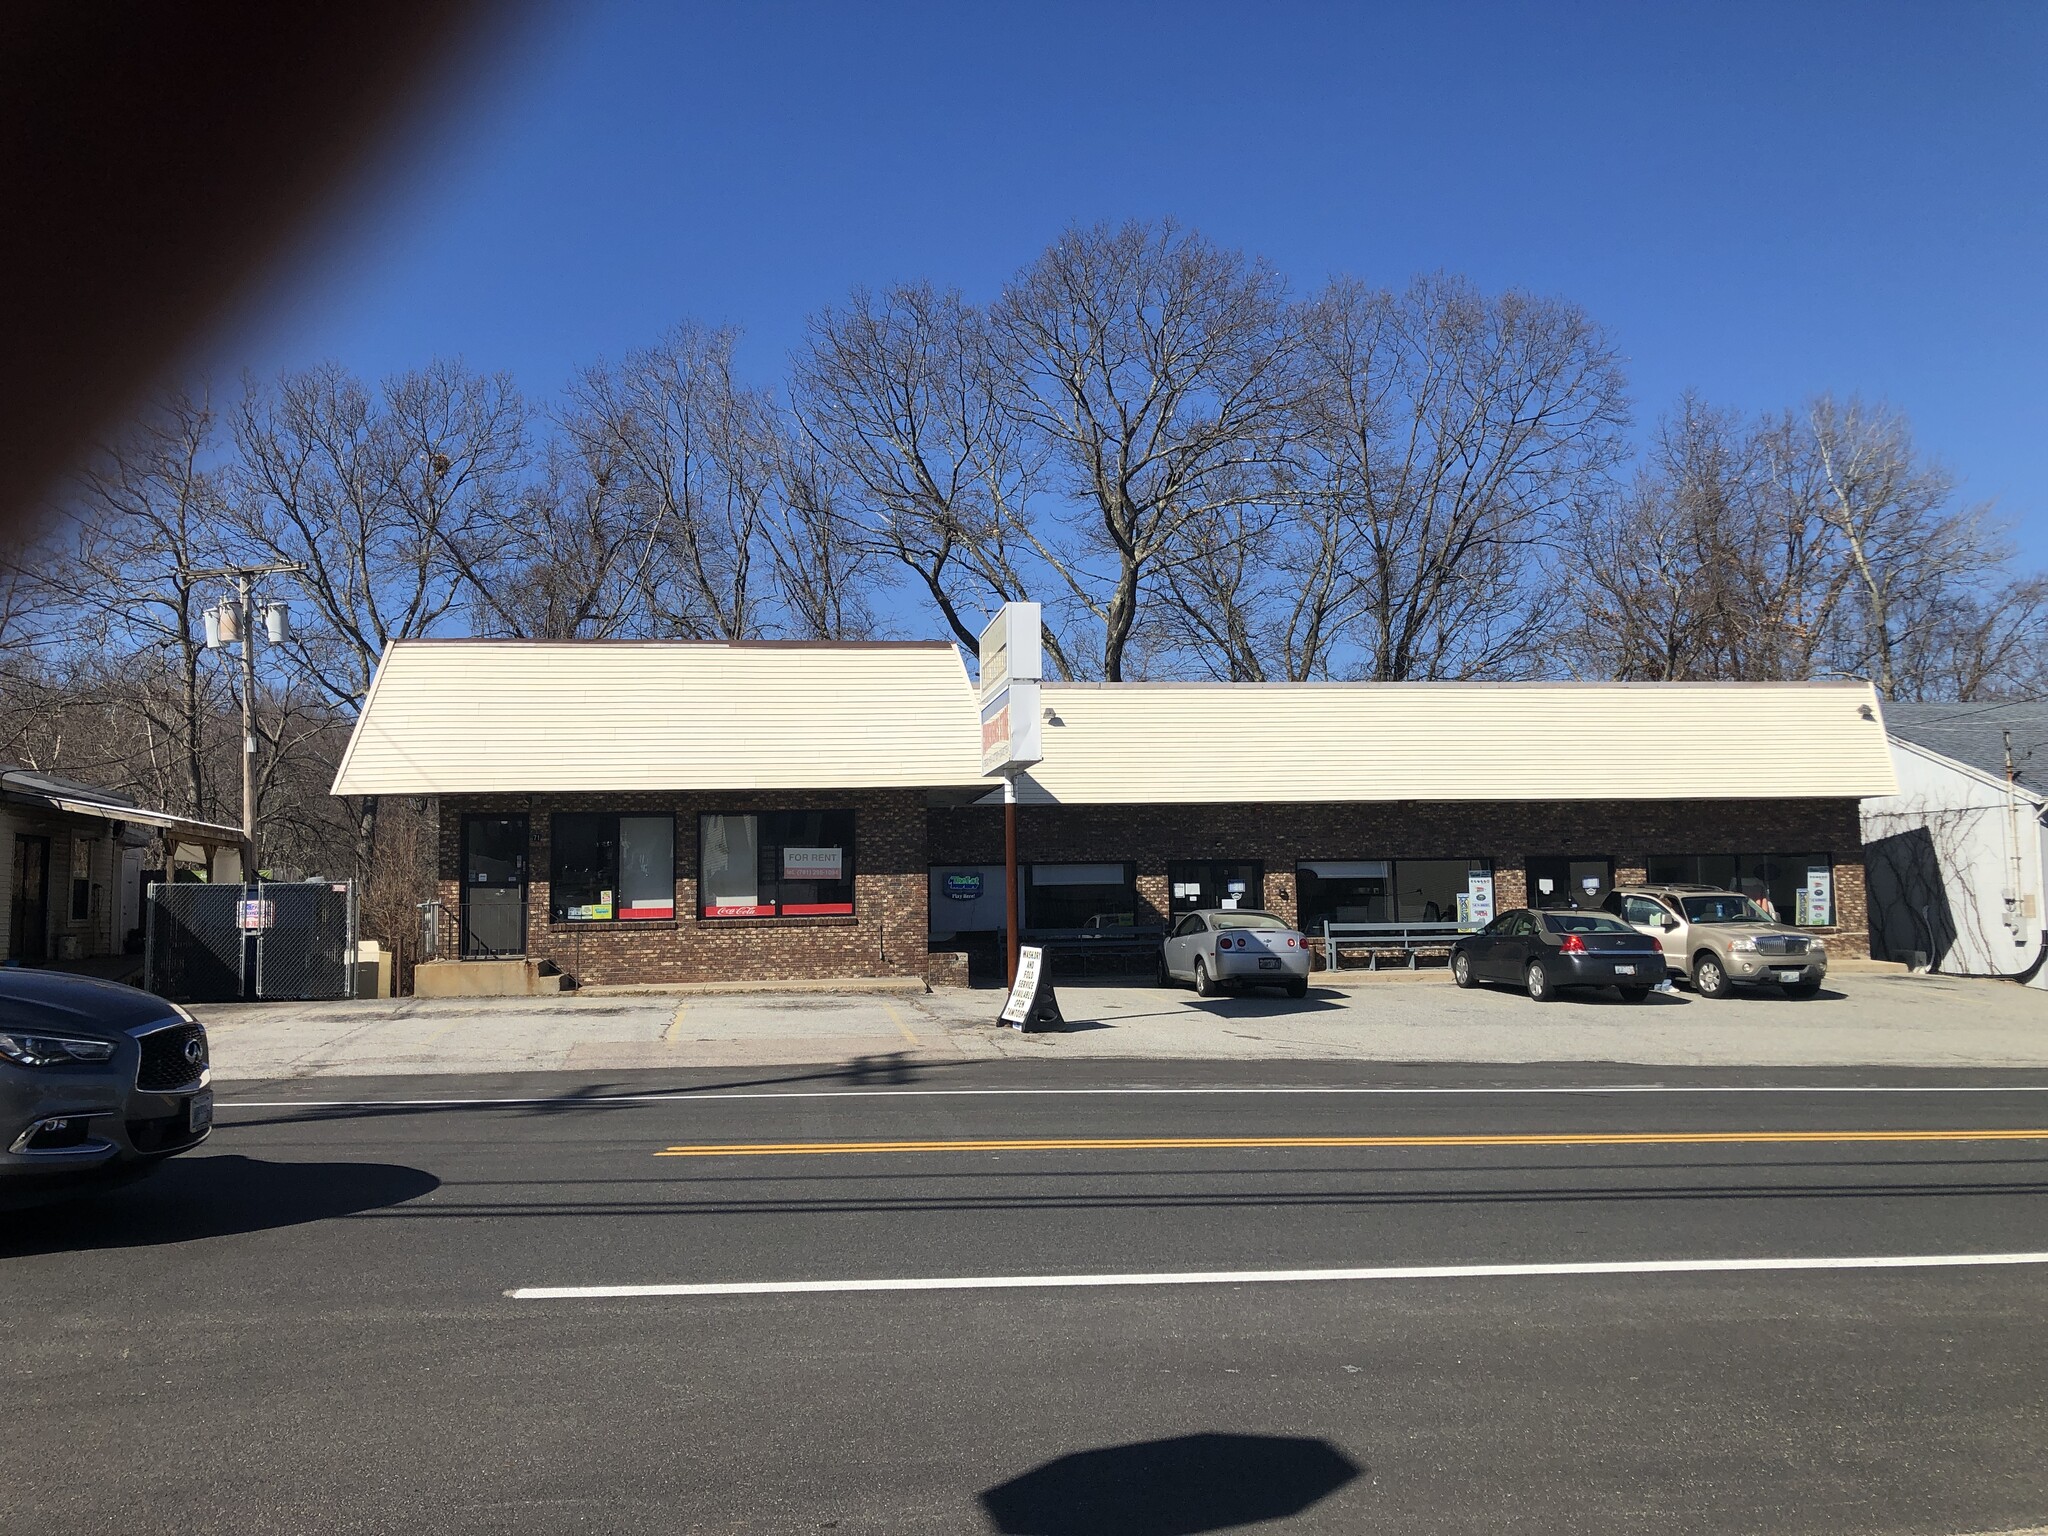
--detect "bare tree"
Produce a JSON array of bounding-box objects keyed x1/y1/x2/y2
[
  {"x1": 564, "y1": 323, "x2": 774, "y2": 640},
  {"x1": 231, "y1": 360, "x2": 527, "y2": 706},
  {"x1": 991, "y1": 220, "x2": 1299, "y2": 680},
  {"x1": 1804, "y1": 396, "x2": 2015, "y2": 700},
  {"x1": 1563, "y1": 393, "x2": 2037, "y2": 699},
  {"x1": 232, "y1": 360, "x2": 525, "y2": 880},
  {"x1": 766, "y1": 435, "x2": 880, "y2": 640},
  {"x1": 794, "y1": 283, "x2": 1074, "y2": 670},
  {"x1": 36, "y1": 389, "x2": 235, "y2": 818},
  {"x1": 461, "y1": 438, "x2": 651, "y2": 639},
  {"x1": 1295, "y1": 273, "x2": 1628, "y2": 680}
]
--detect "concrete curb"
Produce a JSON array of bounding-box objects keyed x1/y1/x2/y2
[{"x1": 573, "y1": 975, "x2": 932, "y2": 999}]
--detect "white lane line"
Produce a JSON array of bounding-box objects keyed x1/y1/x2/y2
[
  {"x1": 508, "y1": 1250, "x2": 2048, "y2": 1300},
  {"x1": 217, "y1": 1084, "x2": 2048, "y2": 1110}
]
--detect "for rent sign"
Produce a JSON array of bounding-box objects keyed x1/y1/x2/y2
[{"x1": 782, "y1": 846, "x2": 843, "y2": 880}]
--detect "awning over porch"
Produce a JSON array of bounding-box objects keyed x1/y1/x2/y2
[{"x1": 0, "y1": 767, "x2": 243, "y2": 848}]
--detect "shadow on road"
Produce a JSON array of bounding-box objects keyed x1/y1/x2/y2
[
  {"x1": 223, "y1": 1050, "x2": 958, "y2": 1129},
  {"x1": 0, "y1": 1154, "x2": 440, "y2": 1254},
  {"x1": 979, "y1": 1432, "x2": 1361, "y2": 1535}
]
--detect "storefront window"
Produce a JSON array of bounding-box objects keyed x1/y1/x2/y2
[
  {"x1": 1298, "y1": 859, "x2": 1493, "y2": 930},
  {"x1": 1024, "y1": 862, "x2": 1136, "y2": 931},
  {"x1": 551, "y1": 813, "x2": 675, "y2": 921},
  {"x1": 699, "y1": 810, "x2": 856, "y2": 918},
  {"x1": 1296, "y1": 861, "x2": 1389, "y2": 926},
  {"x1": 1645, "y1": 852, "x2": 1833, "y2": 925}
]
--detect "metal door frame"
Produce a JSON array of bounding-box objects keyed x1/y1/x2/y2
[
  {"x1": 460, "y1": 812, "x2": 529, "y2": 958},
  {"x1": 1167, "y1": 859, "x2": 1264, "y2": 917}
]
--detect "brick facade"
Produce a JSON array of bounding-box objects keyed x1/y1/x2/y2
[
  {"x1": 436, "y1": 789, "x2": 927, "y2": 987},
  {"x1": 434, "y1": 792, "x2": 1871, "y2": 985},
  {"x1": 928, "y1": 797, "x2": 1870, "y2": 956}
]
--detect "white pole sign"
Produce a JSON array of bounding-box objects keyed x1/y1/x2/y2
[{"x1": 978, "y1": 602, "x2": 1044, "y2": 776}]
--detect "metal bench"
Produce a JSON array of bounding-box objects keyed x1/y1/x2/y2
[{"x1": 1320, "y1": 920, "x2": 1474, "y2": 971}]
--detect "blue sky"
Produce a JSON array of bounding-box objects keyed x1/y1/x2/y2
[{"x1": 215, "y1": 0, "x2": 2047, "y2": 564}]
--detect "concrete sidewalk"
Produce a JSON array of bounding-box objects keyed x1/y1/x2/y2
[{"x1": 192, "y1": 966, "x2": 2048, "y2": 1081}]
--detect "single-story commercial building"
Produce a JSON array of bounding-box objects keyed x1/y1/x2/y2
[
  {"x1": 333, "y1": 640, "x2": 1898, "y2": 989},
  {"x1": 3, "y1": 767, "x2": 245, "y2": 973},
  {"x1": 1863, "y1": 699, "x2": 2047, "y2": 987}
]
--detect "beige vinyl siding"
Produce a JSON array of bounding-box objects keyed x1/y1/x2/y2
[
  {"x1": 333, "y1": 641, "x2": 989, "y2": 796},
  {"x1": 995, "y1": 681, "x2": 1899, "y2": 805}
]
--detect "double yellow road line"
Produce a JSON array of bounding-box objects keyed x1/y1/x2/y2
[{"x1": 653, "y1": 1129, "x2": 2048, "y2": 1158}]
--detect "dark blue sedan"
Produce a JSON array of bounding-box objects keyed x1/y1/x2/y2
[{"x1": 1450, "y1": 908, "x2": 1667, "y2": 1002}]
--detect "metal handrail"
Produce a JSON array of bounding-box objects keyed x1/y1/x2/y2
[{"x1": 1321, "y1": 919, "x2": 1477, "y2": 971}]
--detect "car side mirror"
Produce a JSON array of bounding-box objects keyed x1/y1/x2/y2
[{"x1": 1659, "y1": 916, "x2": 1677, "y2": 930}]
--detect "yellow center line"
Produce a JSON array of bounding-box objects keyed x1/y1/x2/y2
[
  {"x1": 662, "y1": 1003, "x2": 688, "y2": 1046},
  {"x1": 653, "y1": 1129, "x2": 2048, "y2": 1158}
]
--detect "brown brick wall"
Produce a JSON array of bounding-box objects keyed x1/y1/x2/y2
[
  {"x1": 928, "y1": 797, "x2": 1871, "y2": 955},
  {"x1": 437, "y1": 789, "x2": 928, "y2": 986}
]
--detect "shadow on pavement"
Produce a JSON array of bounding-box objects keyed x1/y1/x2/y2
[
  {"x1": 979, "y1": 1432, "x2": 1361, "y2": 1535},
  {"x1": 223, "y1": 1050, "x2": 958, "y2": 1129},
  {"x1": 0, "y1": 1153, "x2": 440, "y2": 1254}
]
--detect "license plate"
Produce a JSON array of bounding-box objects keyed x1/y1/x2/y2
[
  {"x1": 1258, "y1": 957, "x2": 1281, "y2": 970},
  {"x1": 186, "y1": 1090, "x2": 214, "y2": 1134},
  {"x1": 1614, "y1": 964, "x2": 1636, "y2": 976},
  {"x1": 1775, "y1": 970, "x2": 1803, "y2": 984}
]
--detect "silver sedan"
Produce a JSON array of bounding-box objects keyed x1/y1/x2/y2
[{"x1": 1160, "y1": 909, "x2": 1313, "y2": 998}]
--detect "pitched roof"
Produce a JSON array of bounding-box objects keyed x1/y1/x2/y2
[
  {"x1": 331, "y1": 640, "x2": 988, "y2": 796},
  {"x1": 1881, "y1": 699, "x2": 2048, "y2": 794},
  {"x1": 992, "y1": 680, "x2": 1898, "y2": 805}
]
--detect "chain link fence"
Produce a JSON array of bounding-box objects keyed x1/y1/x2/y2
[{"x1": 145, "y1": 880, "x2": 356, "y2": 1003}]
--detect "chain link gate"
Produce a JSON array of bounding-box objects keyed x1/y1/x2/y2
[
  {"x1": 143, "y1": 883, "x2": 243, "y2": 1002},
  {"x1": 146, "y1": 880, "x2": 356, "y2": 1003},
  {"x1": 254, "y1": 880, "x2": 356, "y2": 1000}
]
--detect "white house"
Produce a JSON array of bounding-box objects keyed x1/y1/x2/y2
[{"x1": 1863, "y1": 701, "x2": 2048, "y2": 988}]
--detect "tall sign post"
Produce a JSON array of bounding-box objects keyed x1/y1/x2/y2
[{"x1": 978, "y1": 602, "x2": 1043, "y2": 987}]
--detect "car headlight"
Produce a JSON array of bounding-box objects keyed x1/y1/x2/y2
[
  {"x1": 1809, "y1": 939, "x2": 1827, "y2": 956},
  {"x1": 0, "y1": 1032, "x2": 118, "y2": 1067},
  {"x1": 1730, "y1": 938, "x2": 1757, "y2": 953}
]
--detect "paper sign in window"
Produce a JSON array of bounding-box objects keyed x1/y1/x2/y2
[{"x1": 783, "y1": 846, "x2": 843, "y2": 881}]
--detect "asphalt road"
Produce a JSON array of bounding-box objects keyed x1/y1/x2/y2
[{"x1": 7, "y1": 1058, "x2": 2048, "y2": 1535}]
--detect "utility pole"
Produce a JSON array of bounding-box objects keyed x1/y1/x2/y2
[{"x1": 182, "y1": 560, "x2": 304, "y2": 878}]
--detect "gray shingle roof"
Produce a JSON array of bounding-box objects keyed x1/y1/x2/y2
[{"x1": 1883, "y1": 700, "x2": 2048, "y2": 792}]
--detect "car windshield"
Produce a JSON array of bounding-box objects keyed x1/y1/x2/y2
[
  {"x1": 1543, "y1": 912, "x2": 1634, "y2": 934},
  {"x1": 1681, "y1": 894, "x2": 1773, "y2": 924},
  {"x1": 1212, "y1": 912, "x2": 1287, "y2": 931}
]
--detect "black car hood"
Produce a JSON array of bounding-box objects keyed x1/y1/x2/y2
[{"x1": 0, "y1": 969, "x2": 181, "y2": 1037}]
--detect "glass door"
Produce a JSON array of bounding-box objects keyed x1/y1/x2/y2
[
  {"x1": 1167, "y1": 860, "x2": 1264, "y2": 917},
  {"x1": 1525, "y1": 855, "x2": 1614, "y2": 911},
  {"x1": 461, "y1": 815, "x2": 529, "y2": 957}
]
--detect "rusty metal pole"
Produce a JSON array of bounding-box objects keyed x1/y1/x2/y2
[{"x1": 1004, "y1": 775, "x2": 1020, "y2": 987}]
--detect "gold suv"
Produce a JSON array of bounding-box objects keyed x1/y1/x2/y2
[{"x1": 1604, "y1": 885, "x2": 1828, "y2": 999}]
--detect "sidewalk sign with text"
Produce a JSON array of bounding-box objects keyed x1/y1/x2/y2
[{"x1": 998, "y1": 944, "x2": 1063, "y2": 1032}]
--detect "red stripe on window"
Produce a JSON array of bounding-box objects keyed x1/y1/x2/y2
[
  {"x1": 780, "y1": 902, "x2": 855, "y2": 916},
  {"x1": 702, "y1": 904, "x2": 776, "y2": 918}
]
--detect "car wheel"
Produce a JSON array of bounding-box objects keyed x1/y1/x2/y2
[
  {"x1": 1783, "y1": 978, "x2": 1822, "y2": 999},
  {"x1": 1285, "y1": 977, "x2": 1308, "y2": 999},
  {"x1": 1194, "y1": 958, "x2": 1217, "y2": 998},
  {"x1": 1618, "y1": 985, "x2": 1650, "y2": 1003},
  {"x1": 1694, "y1": 953, "x2": 1732, "y2": 999},
  {"x1": 1452, "y1": 952, "x2": 1477, "y2": 989},
  {"x1": 1526, "y1": 961, "x2": 1555, "y2": 1002}
]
